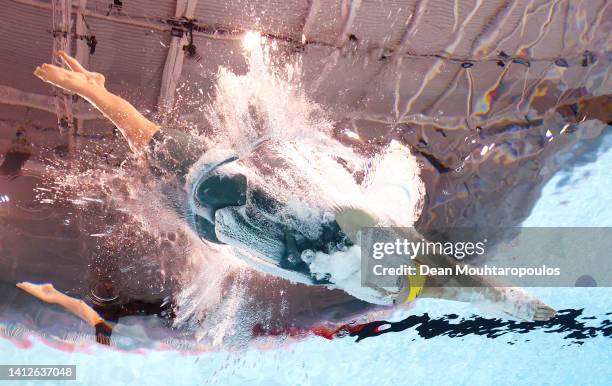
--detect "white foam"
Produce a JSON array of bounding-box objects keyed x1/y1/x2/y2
[
  {"x1": 50, "y1": 33, "x2": 425, "y2": 337},
  {"x1": 307, "y1": 246, "x2": 395, "y2": 305},
  {"x1": 179, "y1": 35, "x2": 426, "y2": 314}
]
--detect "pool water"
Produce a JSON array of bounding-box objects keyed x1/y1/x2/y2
[
  {"x1": 1, "y1": 131, "x2": 610, "y2": 386},
  {"x1": 1, "y1": 24, "x2": 610, "y2": 386}
]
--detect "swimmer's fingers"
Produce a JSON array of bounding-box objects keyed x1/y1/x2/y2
[
  {"x1": 55, "y1": 51, "x2": 105, "y2": 87},
  {"x1": 15, "y1": 282, "x2": 34, "y2": 294},
  {"x1": 56, "y1": 50, "x2": 86, "y2": 73},
  {"x1": 16, "y1": 282, "x2": 59, "y2": 304},
  {"x1": 34, "y1": 63, "x2": 90, "y2": 95},
  {"x1": 95, "y1": 321, "x2": 113, "y2": 346},
  {"x1": 533, "y1": 304, "x2": 556, "y2": 321},
  {"x1": 16, "y1": 282, "x2": 56, "y2": 295},
  {"x1": 54, "y1": 53, "x2": 106, "y2": 89},
  {"x1": 34, "y1": 63, "x2": 73, "y2": 83},
  {"x1": 33, "y1": 63, "x2": 53, "y2": 81},
  {"x1": 16, "y1": 282, "x2": 44, "y2": 296},
  {"x1": 96, "y1": 334, "x2": 111, "y2": 346}
]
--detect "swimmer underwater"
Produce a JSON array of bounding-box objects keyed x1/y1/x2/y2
[{"x1": 17, "y1": 51, "x2": 556, "y2": 344}]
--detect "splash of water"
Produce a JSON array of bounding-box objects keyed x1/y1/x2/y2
[
  {"x1": 39, "y1": 32, "x2": 425, "y2": 347},
  {"x1": 201, "y1": 32, "x2": 423, "y2": 228},
  {"x1": 178, "y1": 33, "x2": 425, "y2": 326},
  {"x1": 205, "y1": 31, "x2": 332, "y2": 156}
]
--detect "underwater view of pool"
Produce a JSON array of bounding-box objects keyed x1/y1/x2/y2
[
  {"x1": 0, "y1": 131, "x2": 610, "y2": 386},
  {"x1": 1, "y1": 1, "x2": 610, "y2": 385}
]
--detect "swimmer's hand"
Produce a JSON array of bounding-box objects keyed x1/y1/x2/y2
[
  {"x1": 419, "y1": 284, "x2": 557, "y2": 322},
  {"x1": 16, "y1": 282, "x2": 63, "y2": 304},
  {"x1": 17, "y1": 282, "x2": 106, "y2": 328},
  {"x1": 496, "y1": 287, "x2": 557, "y2": 322},
  {"x1": 34, "y1": 51, "x2": 159, "y2": 151},
  {"x1": 34, "y1": 51, "x2": 106, "y2": 98},
  {"x1": 438, "y1": 286, "x2": 557, "y2": 322}
]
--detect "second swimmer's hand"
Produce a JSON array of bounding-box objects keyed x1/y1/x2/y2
[
  {"x1": 34, "y1": 50, "x2": 160, "y2": 152},
  {"x1": 16, "y1": 282, "x2": 63, "y2": 305},
  {"x1": 34, "y1": 51, "x2": 106, "y2": 98}
]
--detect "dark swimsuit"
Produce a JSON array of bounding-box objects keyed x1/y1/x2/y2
[{"x1": 147, "y1": 128, "x2": 351, "y2": 284}]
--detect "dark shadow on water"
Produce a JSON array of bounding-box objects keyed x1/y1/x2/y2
[{"x1": 346, "y1": 309, "x2": 611, "y2": 346}]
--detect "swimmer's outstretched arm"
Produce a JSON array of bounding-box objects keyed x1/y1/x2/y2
[
  {"x1": 400, "y1": 246, "x2": 556, "y2": 321},
  {"x1": 337, "y1": 208, "x2": 556, "y2": 321},
  {"x1": 419, "y1": 284, "x2": 557, "y2": 322},
  {"x1": 16, "y1": 282, "x2": 113, "y2": 345},
  {"x1": 34, "y1": 51, "x2": 160, "y2": 152}
]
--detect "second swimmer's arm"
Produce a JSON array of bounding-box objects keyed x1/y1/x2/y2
[
  {"x1": 84, "y1": 86, "x2": 160, "y2": 151},
  {"x1": 34, "y1": 51, "x2": 159, "y2": 153},
  {"x1": 16, "y1": 282, "x2": 114, "y2": 345},
  {"x1": 16, "y1": 282, "x2": 104, "y2": 327}
]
